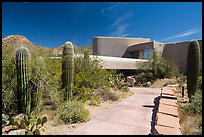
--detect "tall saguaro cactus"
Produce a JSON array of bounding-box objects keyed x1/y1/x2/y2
[
  {"x1": 31, "y1": 56, "x2": 45, "y2": 111},
  {"x1": 62, "y1": 42, "x2": 74, "y2": 100},
  {"x1": 186, "y1": 40, "x2": 200, "y2": 99},
  {"x1": 16, "y1": 46, "x2": 31, "y2": 115}
]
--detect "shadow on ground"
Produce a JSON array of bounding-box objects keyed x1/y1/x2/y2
[{"x1": 148, "y1": 96, "x2": 161, "y2": 135}]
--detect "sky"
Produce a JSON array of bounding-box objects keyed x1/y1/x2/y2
[{"x1": 2, "y1": 2, "x2": 202, "y2": 48}]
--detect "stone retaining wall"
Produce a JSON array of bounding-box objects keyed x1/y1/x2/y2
[{"x1": 153, "y1": 86, "x2": 182, "y2": 135}]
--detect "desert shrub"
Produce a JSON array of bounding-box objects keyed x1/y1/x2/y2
[
  {"x1": 57, "y1": 100, "x2": 89, "y2": 124},
  {"x1": 2, "y1": 46, "x2": 63, "y2": 116},
  {"x1": 88, "y1": 94, "x2": 101, "y2": 106},
  {"x1": 137, "y1": 51, "x2": 180, "y2": 79},
  {"x1": 109, "y1": 71, "x2": 129, "y2": 92},
  {"x1": 133, "y1": 71, "x2": 155, "y2": 87},
  {"x1": 183, "y1": 89, "x2": 202, "y2": 114},
  {"x1": 73, "y1": 55, "x2": 111, "y2": 101},
  {"x1": 153, "y1": 57, "x2": 180, "y2": 79},
  {"x1": 197, "y1": 76, "x2": 202, "y2": 90},
  {"x1": 96, "y1": 87, "x2": 119, "y2": 101},
  {"x1": 2, "y1": 47, "x2": 18, "y2": 116}
]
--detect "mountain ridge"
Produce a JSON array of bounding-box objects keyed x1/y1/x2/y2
[{"x1": 2, "y1": 34, "x2": 92, "y2": 55}]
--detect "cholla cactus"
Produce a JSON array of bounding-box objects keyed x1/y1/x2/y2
[
  {"x1": 186, "y1": 40, "x2": 200, "y2": 99},
  {"x1": 16, "y1": 46, "x2": 31, "y2": 115},
  {"x1": 62, "y1": 42, "x2": 74, "y2": 100}
]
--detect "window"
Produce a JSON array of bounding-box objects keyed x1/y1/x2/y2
[{"x1": 144, "y1": 49, "x2": 153, "y2": 59}]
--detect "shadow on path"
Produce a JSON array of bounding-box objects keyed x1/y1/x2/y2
[{"x1": 148, "y1": 95, "x2": 161, "y2": 135}]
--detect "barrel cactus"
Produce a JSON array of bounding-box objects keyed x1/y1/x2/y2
[
  {"x1": 186, "y1": 40, "x2": 200, "y2": 99},
  {"x1": 16, "y1": 46, "x2": 31, "y2": 115},
  {"x1": 62, "y1": 42, "x2": 74, "y2": 100}
]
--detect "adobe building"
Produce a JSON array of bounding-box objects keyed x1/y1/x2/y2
[{"x1": 93, "y1": 37, "x2": 202, "y2": 74}]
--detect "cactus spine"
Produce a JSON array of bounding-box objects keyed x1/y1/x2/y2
[
  {"x1": 16, "y1": 46, "x2": 31, "y2": 115},
  {"x1": 62, "y1": 42, "x2": 74, "y2": 100},
  {"x1": 186, "y1": 40, "x2": 200, "y2": 99}
]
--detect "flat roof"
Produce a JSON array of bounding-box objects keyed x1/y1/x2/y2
[{"x1": 93, "y1": 36, "x2": 150, "y2": 40}]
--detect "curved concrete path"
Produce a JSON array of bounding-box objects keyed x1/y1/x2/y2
[{"x1": 71, "y1": 87, "x2": 161, "y2": 135}]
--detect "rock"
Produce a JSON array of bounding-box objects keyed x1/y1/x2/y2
[
  {"x1": 156, "y1": 113, "x2": 180, "y2": 129},
  {"x1": 127, "y1": 76, "x2": 135, "y2": 87},
  {"x1": 2, "y1": 125, "x2": 17, "y2": 134},
  {"x1": 158, "y1": 103, "x2": 179, "y2": 117},
  {"x1": 154, "y1": 125, "x2": 182, "y2": 135},
  {"x1": 7, "y1": 129, "x2": 27, "y2": 135},
  {"x1": 159, "y1": 98, "x2": 178, "y2": 107},
  {"x1": 161, "y1": 87, "x2": 175, "y2": 96}
]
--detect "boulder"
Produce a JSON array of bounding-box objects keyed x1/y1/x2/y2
[{"x1": 127, "y1": 76, "x2": 135, "y2": 87}]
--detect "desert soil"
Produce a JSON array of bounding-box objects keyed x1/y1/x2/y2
[
  {"x1": 39, "y1": 78, "x2": 177, "y2": 135},
  {"x1": 39, "y1": 90, "x2": 133, "y2": 135}
]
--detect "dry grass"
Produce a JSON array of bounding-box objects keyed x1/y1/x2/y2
[
  {"x1": 177, "y1": 88, "x2": 202, "y2": 135},
  {"x1": 150, "y1": 78, "x2": 178, "y2": 88}
]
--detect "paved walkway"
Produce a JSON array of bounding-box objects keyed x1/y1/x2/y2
[{"x1": 71, "y1": 87, "x2": 161, "y2": 135}]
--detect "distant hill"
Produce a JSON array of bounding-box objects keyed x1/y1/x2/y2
[
  {"x1": 53, "y1": 44, "x2": 92, "y2": 56},
  {"x1": 2, "y1": 34, "x2": 93, "y2": 55}
]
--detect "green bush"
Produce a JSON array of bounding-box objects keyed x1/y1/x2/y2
[
  {"x1": 88, "y1": 94, "x2": 101, "y2": 106},
  {"x1": 134, "y1": 71, "x2": 155, "y2": 87},
  {"x1": 137, "y1": 51, "x2": 180, "y2": 79},
  {"x1": 57, "y1": 100, "x2": 89, "y2": 124},
  {"x1": 183, "y1": 89, "x2": 202, "y2": 114},
  {"x1": 73, "y1": 55, "x2": 111, "y2": 101},
  {"x1": 2, "y1": 47, "x2": 18, "y2": 116},
  {"x1": 109, "y1": 71, "x2": 129, "y2": 92},
  {"x1": 197, "y1": 76, "x2": 202, "y2": 90}
]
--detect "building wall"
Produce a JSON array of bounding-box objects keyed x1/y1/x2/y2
[
  {"x1": 162, "y1": 40, "x2": 202, "y2": 74},
  {"x1": 92, "y1": 36, "x2": 202, "y2": 73},
  {"x1": 153, "y1": 41, "x2": 166, "y2": 56},
  {"x1": 93, "y1": 37, "x2": 150, "y2": 57}
]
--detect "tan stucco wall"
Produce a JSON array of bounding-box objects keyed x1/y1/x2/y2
[
  {"x1": 93, "y1": 37, "x2": 150, "y2": 57},
  {"x1": 153, "y1": 41, "x2": 166, "y2": 56},
  {"x1": 162, "y1": 40, "x2": 202, "y2": 74}
]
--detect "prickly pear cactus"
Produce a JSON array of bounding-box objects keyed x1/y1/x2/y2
[
  {"x1": 16, "y1": 46, "x2": 31, "y2": 115},
  {"x1": 62, "y1": 42, "x2": 74, "y2": 100},
  {"x1": 186, "y1": 40, "x2": 200, "y2": 99}
]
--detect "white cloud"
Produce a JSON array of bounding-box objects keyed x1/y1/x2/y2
[
  {"x1": 110, "y1": 23, "x2": 131, "y2": 37},
  {"x1": 109, "y1": 11, "x2": 132, "y2": 37},
  {"x1": 162, "y1": 27, "x2": 202, "y2": 41},
  {"x1": 101, "y1": 2, "x2": 121, "y2": 14},
  {"x1": 110, "y1": 11, "x2": 132, "y2": 28}
]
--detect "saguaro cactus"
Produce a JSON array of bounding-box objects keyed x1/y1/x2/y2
[
  {"x1": 38, "y1": 56, "x2": 45, "y2": 72},
  {"x1": 84, "y1": 50, "x2": 89, "y2": 59},
  {"x1": 62, "y1": 42, "x2": 74, "y2": 100},
  {"x1": 16, "y1": 46, "x2": 31, "y2": 115},
  {"x1": 186, "y1": 40, "x2": 200, "y2": 99},
  {"x1": 31, "y1": 56, "x2": 45, "y2": 111}
]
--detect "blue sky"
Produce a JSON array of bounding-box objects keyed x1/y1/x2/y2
[{"x1": 2, "y1": 2, "x2": 202, "y2": 48}]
